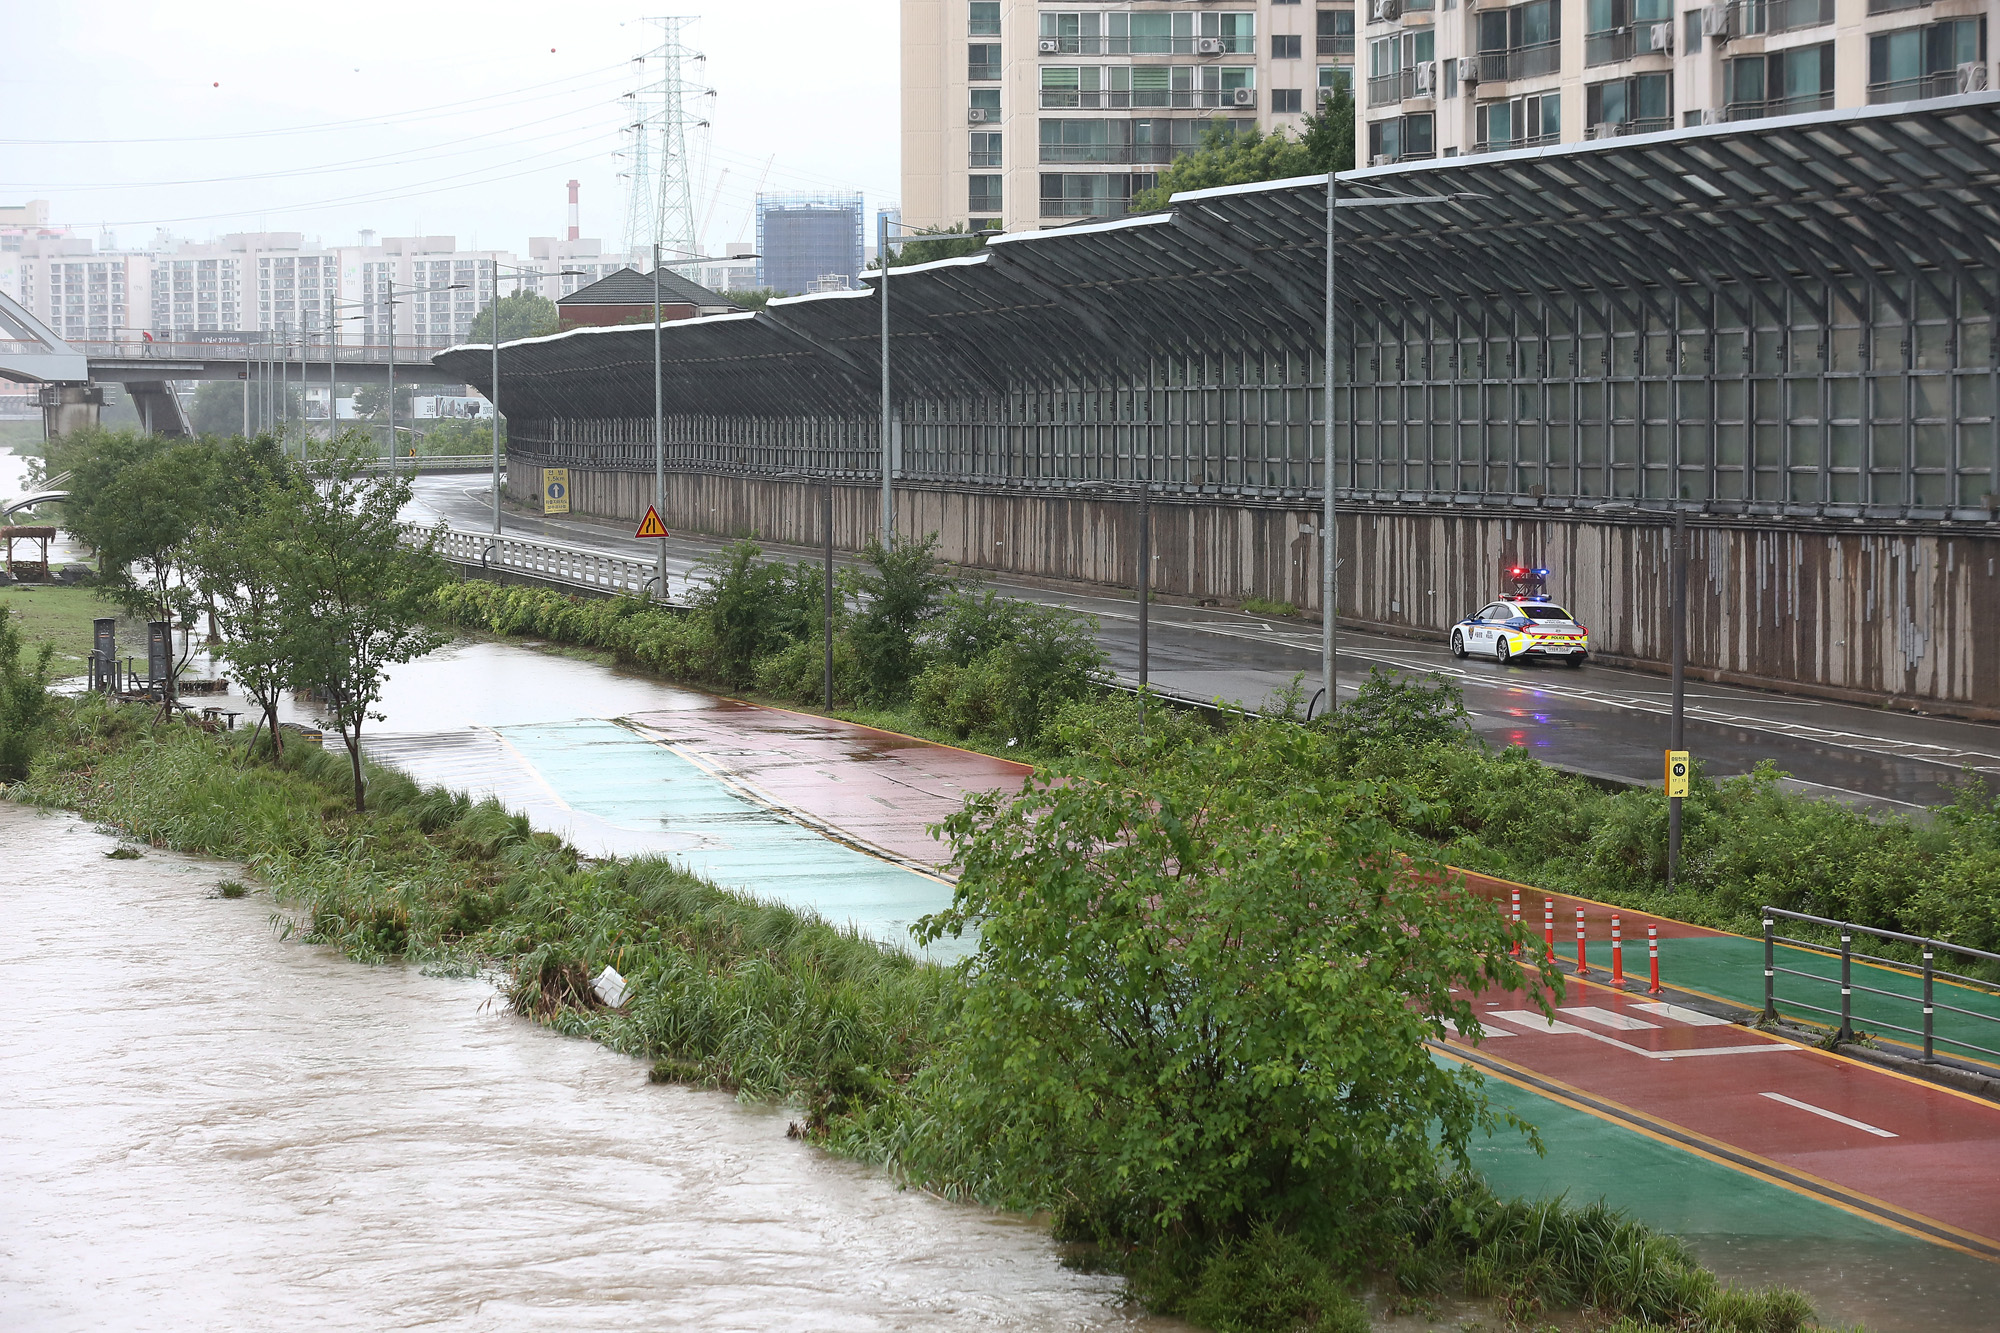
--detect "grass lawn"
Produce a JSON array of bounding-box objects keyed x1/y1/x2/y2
[{"x1": 0, "y1": 583, "x2": 137, "y2": 676}]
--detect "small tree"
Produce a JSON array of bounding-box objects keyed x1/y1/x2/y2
[
  {"x1": 468, "y1": 289, "x2": 559, "y2": 343},
  {"x1": 188, "y1": 436, "x2": 298, "y2": 757},
  {"x1": 851, "y1": 533, "x2": 951, "y2": 702},
  {"x1": 0, "y1": 608, "x2": 56, "y2": 782},
  {"x1": 276, "y1": 442, "x2": 449, "y2": 809}
]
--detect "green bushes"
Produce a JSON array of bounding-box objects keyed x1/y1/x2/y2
[
  {"x1": 431, "y1": 536, "x2": 1108, "y2": 750},
  {"x1": 0, "y1": 609, "x2": 55, "y2": 781}
]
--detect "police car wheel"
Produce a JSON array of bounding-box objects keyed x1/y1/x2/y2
[
  {"x1": 1450, "y1": 630, "x2": 1467, "y2": 659},
  {"x1": 1566, "y1": 653, "x2": 1586, "y2": 668},
  {"x1": 1495, "y1": 640, "x2": 1512, "y2": 665}
]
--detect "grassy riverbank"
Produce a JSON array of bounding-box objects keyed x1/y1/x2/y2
[
  {"x1": 0, "y1": 583, "x2": 140, "y2": 676},
  {"x1": 8, "y1": 692, "x2": 1845, "y2": 1333}
]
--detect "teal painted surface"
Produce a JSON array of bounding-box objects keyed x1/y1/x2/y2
[
  {"x1": 498, "y1": 720, "x2": 963, "y2": 956},
  {"x1": 1459, "y1": 1059, "x2": 1914, "y2": 1244}
]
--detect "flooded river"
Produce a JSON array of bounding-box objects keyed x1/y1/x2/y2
[{"x1": 0, "y1": 803, "x2": 1177, "y2": 1332}]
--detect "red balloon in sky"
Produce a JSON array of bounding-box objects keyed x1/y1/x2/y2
[{"x1": 212, "y1": 81, "x2": 219, "y2": 87}]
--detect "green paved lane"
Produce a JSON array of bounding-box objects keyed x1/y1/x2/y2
[{"x1": 1658, "y1": 934, "x2": 2000, "y2": 1066}]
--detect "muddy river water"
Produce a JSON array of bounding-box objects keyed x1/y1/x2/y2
[{"x1": 0, "y1": 803, "x2": 1176, "y2": 1332}]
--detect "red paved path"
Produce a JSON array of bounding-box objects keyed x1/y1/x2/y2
[{"x1": 622, "y1": 702, "x2": 1032, "y2": 870}]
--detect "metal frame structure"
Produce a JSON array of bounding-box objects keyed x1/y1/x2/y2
[{"x1": 440, "y1": 96, "x2": 2000, "y2": 531}]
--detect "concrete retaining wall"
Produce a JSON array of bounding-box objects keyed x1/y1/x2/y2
[{"x1": 509, "y1": 456, "x2": 2000, "y2": 716}]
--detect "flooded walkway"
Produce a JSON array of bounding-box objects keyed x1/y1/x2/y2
[{"x1": 0, "y1": 803, "x2": 1174, "y2": 1332}]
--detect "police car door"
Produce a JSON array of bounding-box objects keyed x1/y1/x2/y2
[{"x1": 1475, "y1": 604, "x2": 1505, "y2": 647}]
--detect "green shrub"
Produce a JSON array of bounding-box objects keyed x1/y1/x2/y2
[
  {"x1": 851, "y1": 534, "x2": 951, "y2": 703},
  {"x1": 0, "y1": 609, "x2": 56, "y2": 782},
  {"x1": 911, "y1": 589, "x2": 1107, "y2": 746}
]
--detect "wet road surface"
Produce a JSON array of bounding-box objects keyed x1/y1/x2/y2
[
  {"x1": 405, "y1": 476, "x2": 2000, "y2": 813},
  {"x1": 0, "y1": 803, "x2": 1180, "y2": 1333}
]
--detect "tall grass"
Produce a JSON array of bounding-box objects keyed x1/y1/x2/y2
[{"x1": 8, "y1": 694, "x2": 1841, "y2": 1333}]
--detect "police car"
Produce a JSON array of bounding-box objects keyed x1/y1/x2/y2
[{"x1": 1451, "y1": 597, "x2": 1590, "y2": 667}]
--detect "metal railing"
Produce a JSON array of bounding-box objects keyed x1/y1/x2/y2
[
  {"x1": 1034, "y1": 36, "x2": 1256, "y2": 56},
  {"x1": 1587, "y1": 116, "x2": 1673, "y2": 139},
  {"x1": 1368, "y1": 67, "x2": 1438, "y2": 105},
  {"x1": 363, "y1": 453, "x2": 492, "y2": 473},
  {"x1": 63, "y1": 336, "x2": 446, "y2": 365},
  {"x1": 1868, "y1": 71, "x2": 1966, "y2": 104},
  {"x1": 1868, "y1": 0, "x2": 1929, "y2": 11},
  {"x1": 1762, "y1": 906, "x2": 2000, "y2": 1063},
  {"x1": 1317, "y1": 35, "x2": 1356, "y2": 57},
  {"x1": 1730, "y1": 0, "x2": 1834, "y2": 35},
  {"x1": 1471, "y1": 41, "x2": 1561, "y2": 85},
  {"x1": 1039, "y1": 88, "x2": 1257, "y2": 110},
  {"x1": 1723, "y1": 90, "x2": 1835, "y2": 121},
  {"x1": 416, "y1": 524, "x2": 672, "y2": 600},
  {"x1": 1584, "y1": 22, "x2": 1674, "y2": 66}
]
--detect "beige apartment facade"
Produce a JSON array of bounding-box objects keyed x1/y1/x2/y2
[
  {"x1": 1358, "y1": 0, "x2": 1993, "y2": 164},
  {"x1": 903, "y1": 0, "x2": 1359, "y2": 232}
]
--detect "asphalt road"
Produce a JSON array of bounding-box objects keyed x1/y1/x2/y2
[{"x1": 406, "y1": 475, "x2": 2000, "y2": 814}]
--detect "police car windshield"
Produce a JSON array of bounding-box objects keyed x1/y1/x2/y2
[{"x1": 1516, "y1": 605, "x2": 1573, "y2": 621}]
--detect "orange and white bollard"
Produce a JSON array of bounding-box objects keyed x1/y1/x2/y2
[
  {"x1": 1648, "y1": 924, "x2": 1662, "y2": 995},
  {"x1": 1611, "y1": 915, "x2": 1624, "y2": 984},
  {"x1": 1510, "y1": 887, "x2": 1522, "y2": 956},
  {"x1": 1544, "y1": 900, "x2": 1555, "y2": 962},
  {"x1": 1575, "y1": 907, "x2": 1589, "y2": 975}
]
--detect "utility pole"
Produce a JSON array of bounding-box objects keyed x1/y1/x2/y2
[
  {"x1": 879, "y1": 210, "x2": 894, "y2": 544},
  {"x1": 625, "y1": 17, "x2": 706, "y2": 269}
]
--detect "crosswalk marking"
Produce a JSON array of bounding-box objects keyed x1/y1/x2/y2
[
  {"x1": 1633, "y1": 1001, "x2": 1734, "y2": 1027},
  {"x1": 1559, "y1": 1005, "x2": 1662, "y2": 1031},
  {"x1": 1491, "y1": 1010, "x2": 1594, "y2": 1035},
  {"x1": 1488, "y1": 1010, "x2": 1795, "y2": 1060},
  {"x1": 1441, "y1": 1018, "x2": 1513, "y2": 1038},
  {"x1": 1761, "y1": 1092, "x2": 1897, "y2": 1138}
]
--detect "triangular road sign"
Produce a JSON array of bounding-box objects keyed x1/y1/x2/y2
[{"x1": 635, "y1": 506, "x2": 669, "y2": 538}]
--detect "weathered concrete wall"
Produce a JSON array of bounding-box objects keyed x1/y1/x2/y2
[{"x1": 510, "y1": 455, "x2": 2000, "y2": 716}]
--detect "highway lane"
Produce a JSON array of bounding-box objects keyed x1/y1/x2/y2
[{"x1": 405, "y1": 476, "x2": 2000, "y2": 812}]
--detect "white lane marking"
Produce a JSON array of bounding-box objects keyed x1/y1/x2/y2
[
  {"x1": 1559, "y1": 1005, "x2": 1661, "y2": 1031},
  {"x1": 1441, "y1": 1018, "x2": 1512, "y2": 1038},
  {"x1": 1761, "y1": 1092, "x2": 1898, "y2": 1138},
  {"x1": 1633, "y1": 1001, "x2": 1735, "y2": 1027},
  {"x1": 1489, "y1": 1010, "x2": 1795, "y2": 1060}
]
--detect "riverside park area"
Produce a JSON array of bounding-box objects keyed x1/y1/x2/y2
[{"x1": 5, "y1": 435, "x2": 2000, "y2": 1333}]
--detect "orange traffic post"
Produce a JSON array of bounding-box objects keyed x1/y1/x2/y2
[
  {"x1": 1543, "y1": 899, "x2": 1555, "y2": 961},
  {"x1": 1648, "y1": 924, "x2": 1662, "y2": 994},
  {"x1": 1575, "y1": 907, "x2": 1589, "y2": 975},
  {"x1": 1510, "y1": 886, "x2": 1521, "y2": 956},
  {"x1": 1611, "y1": 915, "x2": 1624, "y2": 984}
]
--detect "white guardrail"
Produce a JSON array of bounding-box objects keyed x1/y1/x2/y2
[
  {"x1": 416, "y1": 524, "x2": 675, "y2": 601},
  {"x1": 365, "y1": 455, "x2": 495, "y2": 473}
]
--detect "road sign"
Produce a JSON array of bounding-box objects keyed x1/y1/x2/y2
[
  {"x1": 542, "y1": 467, "x2": 569, "y2": 515},
  {"x1": 635, "y1": 506, "x2": 669, "y2": 538},
  {"x1": 1665, "y1": 750, "x2": 1690, "y2": 798}
]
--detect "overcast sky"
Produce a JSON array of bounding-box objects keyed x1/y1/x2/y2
[{"x1": 1, "y1": 0, "x2": 900, "y2": 255}]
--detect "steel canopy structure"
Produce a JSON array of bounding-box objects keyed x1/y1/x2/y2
[{"x1": 438, "y1": 93, "x2": 2000, "y2": 523}]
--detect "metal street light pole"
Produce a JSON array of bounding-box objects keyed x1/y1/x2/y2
[
  {"x1": 1322, "y1": 169, "x2": 1339, "y2": 713},
  {"x1": 879, "y1": 212, "x2": 893, "y2": 545},
  {"x1": 485, "y1": 261, "x2": 580, "y2": 537},
  {"x1": 1668, "y1": 506, "x2": 1689, "y2": 886}
]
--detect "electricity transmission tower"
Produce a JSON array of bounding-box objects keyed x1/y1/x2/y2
[{"x1": 622, "y1": 17, "x2": 709, "y2": 269}]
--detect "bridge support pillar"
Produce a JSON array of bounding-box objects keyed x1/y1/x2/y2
[{"x1": 37, "y1": 383, "x2": 102, "y2": 439}]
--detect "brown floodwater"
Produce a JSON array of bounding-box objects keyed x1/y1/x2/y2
[{"x1": 0, "y1": 803, "x2": 1181, "y2": 1332}]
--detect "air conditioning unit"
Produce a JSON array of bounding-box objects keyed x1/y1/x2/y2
[
  {"x1": 1959, "y1": 61, "x2": 1990, "y2": 93},
  {"x1": 1372, "y1": 0, "x2": 1400, "y2": 21},
  {"x1": 1194, "y1": 36, "x2": 1224, "y2": 55},
  {"x1": 1370, "y1": 154, "x2": 1393, "y2": 166},
  {"x1": 1037, "y1": 38, "x2": 1060, "y2": 54},
  {"x1": 1414, "y1": 60, "x2": 1435, "y2": 94},
  {"x1": 1231, "y1": 86, "x2": 1256, "y2": 105},
  {"x1": 968, "y1": 107, "x2": 992, "y2": 123},
  {"x1": 1699, "y1": 3, "x2": 1731, "y2": 38},
  {"x1": 1649, "y1": 22, "x2": 1674, "y2": 52}
]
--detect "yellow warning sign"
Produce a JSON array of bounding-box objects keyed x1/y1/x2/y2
[
  {"x1": 1665, "y1": 750, "x2": 1690, "y2": 799},
  {"x1": 541, "y1": 468, "x2": 570, "y2": 515},
  {"x1": 635, "y1": 505, "x2": 669, "y2": 538}
]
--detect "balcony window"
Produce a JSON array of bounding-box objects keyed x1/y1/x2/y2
[
  {"x1": 971, "y1": 87, "x2": 1001, "y2": 119},
  {"x1": 1724, "y1": 41, "x2": 1834, "y2": 119},
  {"x1": 1584, "y1": 0, "x2": 1673, "y2": 66},
  {"x1": 1039, "y1": 172, "x2": 1147, "y2": 220},
  {"x1": 969, "y1": 175, "x2": 1003, "y2": 215},
  {"x1": 969, "y1": 43, "x2": 1002, "y2": 82},
  {"x1": 1586, "y1": 72, "x2": 1671, "y2": 135},
  {"x1": 1367, "y1": 28, "x2": 1434, "y2": 106},
  {"x1": 1868, "y1": 18, "x2": 1985, "y2": 103},
  {"x1": 1317, "y1": 10, "x2": 1355, "y2": 58},
  {"x1": 969, "y1": 1, "x2": 999, "y2": 38},
  {"x1": 1868, "y1": 0, "x2": 1930, "y2": 12},
  {"x1": 1475, "y1": 92, "x2": 1561, "y2": 152},
  {"x1": 1367, "y1": 112, "x2": 1434, "y2": 164},
  {"x1": 1318, "y1": 65, "x2": 1354, "y2": 100},
  {"x1": 1475, "y1": 0, "x2": 1561, "y2": 82},
  {"x1": 1272, "y1": 34, "x2": 1302, "y2": 59},
  {"x1": 970, "y1": 131, "x2": 1003, "y2": 168}
]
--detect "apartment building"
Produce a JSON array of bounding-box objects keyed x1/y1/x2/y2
[
  {"x1": 1359, "y1": 0, "x2": 1993, "y2": 164},
  {"x1": 902, "y1": 0, "x2": 1359, "y2": 232}
]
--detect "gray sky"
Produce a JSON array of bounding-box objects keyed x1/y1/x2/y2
[{"x1": 1, "y1": 0, "x2": 899, "y2": 254}]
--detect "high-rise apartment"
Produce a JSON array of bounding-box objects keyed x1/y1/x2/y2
[
  {"x1": 1359, "y1": 0, "x2": 1993, "y2": 164},
  {"x1": 902, "y1": 1, "x2": 1359, "y2": 232}
]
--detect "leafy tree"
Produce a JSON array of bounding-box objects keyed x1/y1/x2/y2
[
  {"x1": 868, "y1": 223, "x2": 995, "y2": 271},
  {"x1": 188, "y1": 436, "x2": 299, "y2": 757},
  {"x1": 919, "y1": 718, "x2": 1551, "y2": 1252},
  {"x1": 189, "y1": 381, "x2": 246, "y2": 438},
  {"x1": 468, "y1": 290, "x2": 559, "y2": 343},
  {"x1": 275, "y1": 443, "x2": 449, "y2": 809},
  {"x1": 0, "y1": 607, "x2": 56, "y2": 781},
  {"x1": 719, "y1": 287, "x2": 780, "y2": 310},
  {"x1": 851, "y1": 533, "x2": 951, "y2": 702},
  {"x1": 1130, "y1": 87, "x2": 1357, "y2": 211}
]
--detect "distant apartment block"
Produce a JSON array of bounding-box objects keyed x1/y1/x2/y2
[
  {"x1": 1358, "y1": 0, "x2": 1994, "y2": 164},
  {"x1": 901, "y1": 0, "x2": 1358, "y2": 231},
  {"x1": 756, "y1": 192, "x2": 866, "y2": 294}
]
